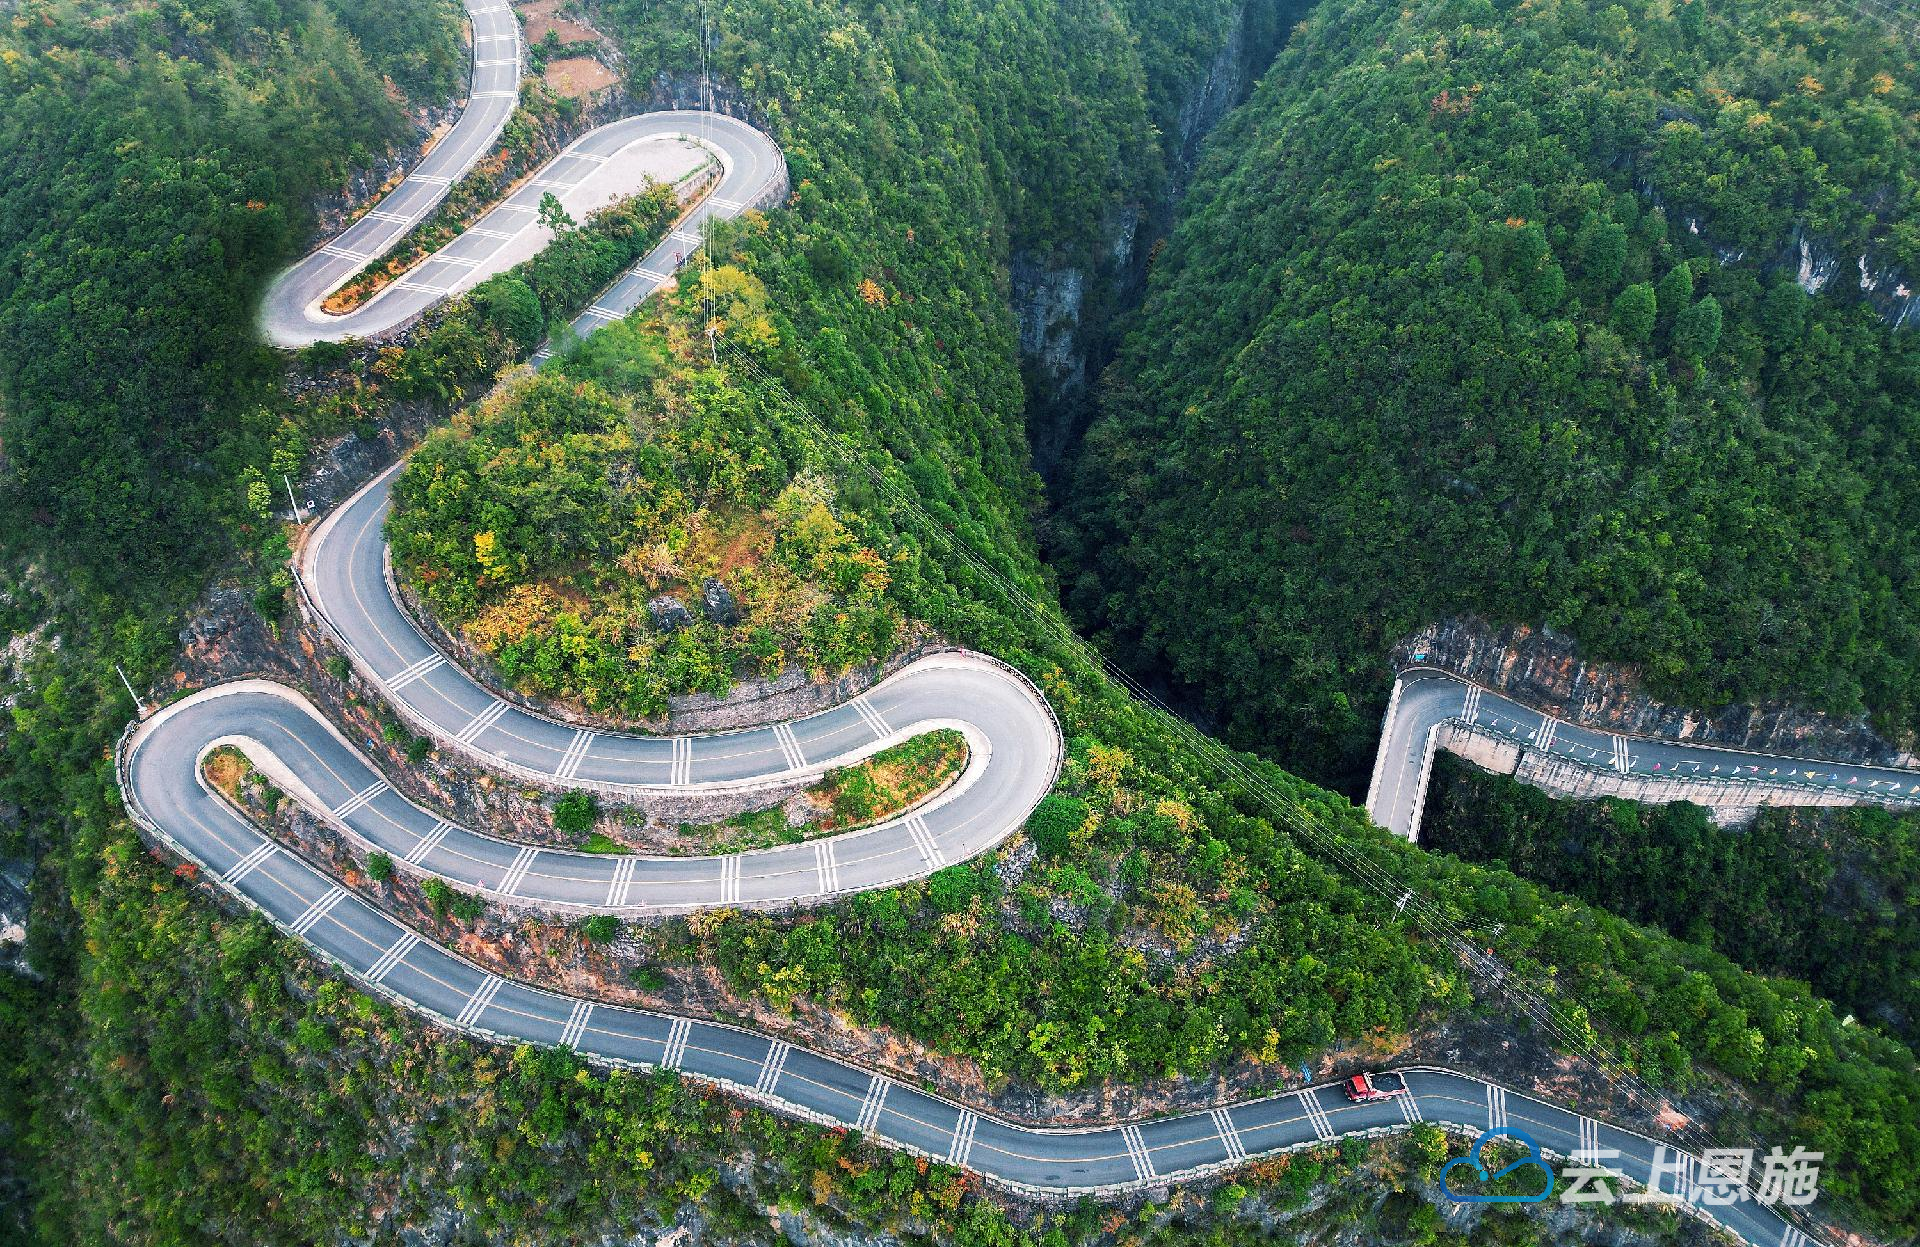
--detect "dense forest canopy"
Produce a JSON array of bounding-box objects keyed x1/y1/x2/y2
[
  {"x1": 0, "y1": 0, "x2": 463, "y2": 602},
  {"x1": 0, "y1": 0, "x2": 1917, "y2": 1241},
  {"x1": 1058, "y1": 0, "x2": 1920, "y2": 792}
]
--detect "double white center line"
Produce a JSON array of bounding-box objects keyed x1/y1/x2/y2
[
  {"x1": 854, "y1": 1075, "x2": 890, "y2": 1133},
  {"x1": 606, "y1": 855, "x2": 637, "y2": 907},
  {"x1": 1211, "y1": 1107, "x2": 1248, "y2": 1162},
  {"x1": 496, "y1": 846, "x2": 540, "y2": 897},
  {"x1": 905, "y1": 814, "x2": 945, "y2": 869},
  {"x1": 332, "y1": 779, "x2": 390, "y2": 821},
  {"x1": 670, "y1": 736, "x2": 693, "y2": 785},
  {"x1": 454, "y1": 974, "x2": 504, "y2": 1027},
  {"x1": 1575, "y1": 1114, "x2": 1601, "y2": 1159},
  {"x1": 1297, "y1": 1089, "x2": 1335, "y2": 1141},
  {"x1": 718, "y1": 855, "x2": 741, "y2": 904},
  {"x1": 773, "y1": 723, "x2": 806, "y2": 771},
  {"x1": 1119, "y1": 1123, "x2": 1156, "y2": 1181},
  {"x1": 555, "y1": 728, "x2": 596, "y2": 781},
  {"x1": 813, "y1": 839, "x2": 841, "y2": 895},
  {"x1": 454, "y1": 701, "x2": 510, "y2": 746}
]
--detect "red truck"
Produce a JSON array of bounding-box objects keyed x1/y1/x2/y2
[{"x1": 1343, "y1": 1072, "x2": 1409, "y2": 1102}]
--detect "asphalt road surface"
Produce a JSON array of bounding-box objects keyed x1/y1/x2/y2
[
  {"x1": 112, "y1": 717, "x2": 1821, "y2": 1241},
  {"x1": 112, "y1": 1, "x2": 1834, "y2": 1240},
  {"x1": 1367, "y1": 666, "x2": 1920, "y2": 840},
  {"x1": 257, "y1": 0, "x2": 784, "y2": 348}
]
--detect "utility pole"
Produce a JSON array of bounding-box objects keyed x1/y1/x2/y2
[
  {"x1": 116, "y1": 664, "x2": 150, "y2": 718},
  {"x1": 283, "y1": 474, "x2": 305, "y2": 523}
]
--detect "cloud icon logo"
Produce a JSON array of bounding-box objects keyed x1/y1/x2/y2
[{"x1": 1440, "y1": 1128, "x2": 1556, "y2": 1203}]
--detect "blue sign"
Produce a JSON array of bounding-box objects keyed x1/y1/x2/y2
[{"x1": 1441, "y1": 1128, "x2": 1556, "y2": 1204}]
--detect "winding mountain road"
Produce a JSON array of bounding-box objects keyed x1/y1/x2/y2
[
  {"x1": 111, "y1": 0, "x2": 1845, "y2": 1242},
  {"x1": 1368, "y1": 667, "x2": 1920, "y2": 840}
]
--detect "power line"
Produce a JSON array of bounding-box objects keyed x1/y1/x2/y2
[{"x1": 710, "y1": 335, "x2": 1846, "y2": 1243}]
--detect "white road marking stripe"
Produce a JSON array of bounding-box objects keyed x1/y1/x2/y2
[
  {"x1": 905, "y1": 814, "x2": 945, "y2": 868},
  {"x1": 333, "y1": 779, "x2": 390, "y2": 819},
  {"x1": 662, "y1": 1016, "x2": 692, "y2": 1068},
  {"x1": 669, "y1": 229, "x2": 701, "y2": 245},
  {"x1": 1779, "y1": 1228, "x2": 1809, "y2": 1247},
  {"x1": 670, "y1": 736, "x2": 693, "y2": 786},
  {"x1": 454, "y1": 974, "x2": 504, "y2": 1027},
  {"x1": 474, "y1": 58, "x2": 517, "y2": 66},
  {"x1": 948, "y1": 1110, "x2": 978, "y2": 1167},
  {"x1": 366, "y1": 210, "x2": 414, "y2": 224},
  {"x1": 559, "y1": 1000, "x2": 594, "y2": 1049},
  {"x1": 466, "y1": 226, "x2": 516, "y2": 240},
  {"x1": 719, "y1": 854, "x2": 741, "y2": 904},
  {"x1": 405, "y1": 821, "x2": 454, "y2": 865},
  {"x1": 224, "y1": 842, "x2": 278, "y2": 884},
  {"x1": 606, "y1": 855, "x2": 637, "y2": 907},
  {"x1": 813, "y1": 839, "x2": 839, "y2": 895},
  {"x1": 388, "y1": 652, "x2": 446, "y2": 690},
  {"x1": 1535, "y1": 717, "x2": 1556, "y2": 751},
  {"x1": 395, "y1": 278, "x2": 452, "y2": 295},
  {"x1": 773, "y1": 722, "x2": 806, "y2": 770},
  {"x1": 1297, "y1": 1089, "x2": 1335, "y2": 1141},
  {"x1": 711, "y1": 196, "x2": 745, "y2": 211},
  {"x1": 290, "y1": 885, "x2": 347, "y2": 935},
  {"x1": 1485, "y1": 1084, "x2": 1508, "y2": 1130},
  {"x1": 427, "y1": 253, "x2": 482, "y2": 267},
  {"x1": 410, "y1": 174, "x2": 453, "y2": 186},
  {"x1": 366, "y1": 932, "x2": 419, "y2": 983},
  {"x1": 496, "y1": 846, "x2": 539, "y2": 896},
  {"x1": 321, "y1": 244, "x2": 369, "y2": 261},
  {"x1": 633, "y1": 267, "x2": 675, "y2": 282},
  {"x1": 1120, "y1": 1123, "x2": 1155, "y2": 1180},
  {"x1": 555, "y1": 728, "x2": 596, "y2": 780},
  {"x1": 855, "y1": 1075, "x2": 890, "y2": 1133},
  {"x1": 474, "y1": 90, "x2": 518, "y2": 99},
  {"x1": 1397, "y1": 1092, "x2": 1423, "y2": 1123},
  {"x1": 1211, "y1": 1107, "x2": 1247, "y2": 1162},
  {"x1": 853, "y1": 695, "x2": 893, "y2": 737},
  {"x1": 454, "y1": 701, "x2": 510, "y2": 745},
  {"x1": 754, "y1": 1040, "x2": 791, "y2": 1094}
]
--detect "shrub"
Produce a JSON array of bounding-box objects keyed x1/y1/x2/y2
[
  {"x1": 1025, "y1": 795, "x2": 1089, "y2": 858},
  {"x1": 365, "y1": 851, "x2": 394, "y2": 883},
  {"x1": 554, "y1": 790, "x2": 600, "y2": 834}
]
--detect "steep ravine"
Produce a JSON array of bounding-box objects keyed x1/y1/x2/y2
[{"x1": 1014, "y1": 0, "x2": 1312, "y2": 475}]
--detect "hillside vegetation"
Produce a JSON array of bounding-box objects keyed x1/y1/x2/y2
[
  {"x1": 2, "y1": 0, "x2": 1918, "y2": 1242},
  {"x1": 1059, "y1": 0, "x2": 1920, "y2": 792}
]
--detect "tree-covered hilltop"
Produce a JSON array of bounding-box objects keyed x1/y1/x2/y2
[{"x1": 1057, "y1": 0, "x2": 1920, "y2": 793}]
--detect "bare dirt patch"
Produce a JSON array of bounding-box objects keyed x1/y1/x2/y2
[
  {"x1": 543, "y1": 55, "x2": 616, "y2": 99},
  {"x1": 518, "y1": 0, "x2": 600, "y2": 45}
]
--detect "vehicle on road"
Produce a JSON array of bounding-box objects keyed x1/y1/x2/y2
[{"x1": 1344, "y1": 1072, "x2": 1409, "y2": 1102}]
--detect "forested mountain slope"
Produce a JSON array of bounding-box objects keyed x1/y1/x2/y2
[
  {"x1": 1057, "y1": 0, "x2": 1920, "y2": 792},
  {"x1": 0, "y1": 0, "x2": 465, "y2": 598}
]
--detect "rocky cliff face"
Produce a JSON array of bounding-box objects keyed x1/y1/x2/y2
[{"x1": 1015, "y1": 0, "x2": 1300, "y2": 475}]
